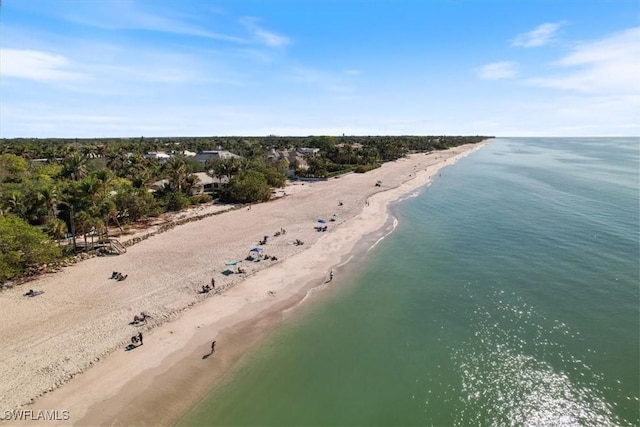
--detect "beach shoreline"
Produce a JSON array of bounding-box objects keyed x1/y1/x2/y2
[{"x1": 1, "y1": 141, "x2": 489, "y2": 426}]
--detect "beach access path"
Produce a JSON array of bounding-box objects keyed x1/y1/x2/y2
[{"x1": 0, "y1": 142, "x2": 488, "y2": 425}]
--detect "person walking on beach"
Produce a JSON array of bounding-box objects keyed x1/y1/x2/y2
[
  {"x1": 211, "y1": 341, "x2": 216, "y2": 353},
  {"x1": 137, "y1": 332, "x2": 143, "y2": 346},
  {"x1": 211, "y1": 277, "x2": 215, "y2": 288},
  {"x1": 329, "y1": 270, "x2": 334, "y2": 282}
]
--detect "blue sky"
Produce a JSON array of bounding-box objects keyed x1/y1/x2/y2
[{"x1": 1, "y1": 0, "x2": 638, "y2": 137}]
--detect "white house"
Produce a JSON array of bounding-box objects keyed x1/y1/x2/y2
[
  {"x1": 194, "y1": 150, "x2": 241, "y2": 165},
  {"x1": 297, "y1": 147, "x2": 320, "y2": 155},
  {"x1": 144, "y1": 152, "x2": 171, "y2": 163}
]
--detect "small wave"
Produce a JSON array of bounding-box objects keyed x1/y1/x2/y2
[
  {"x1": 368, "y1": 217, "x2": 399, "y2": 252},
  {"x1": 282, "y1": 255, "x2": 355, "y2": 315},
  {"x1": 398, "y1": 190, "x2": 422, "y2": 202}
]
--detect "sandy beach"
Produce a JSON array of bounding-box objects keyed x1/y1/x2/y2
[{"x1": 0, "y1": 142, "x2": 488, "y2": 426}]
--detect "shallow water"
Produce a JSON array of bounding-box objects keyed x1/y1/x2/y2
[{"x1": 179, "y1": 137, "x2": 639, "y2": 426}]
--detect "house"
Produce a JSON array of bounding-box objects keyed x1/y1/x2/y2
[
  {"x1": 149, "y1": 172, "x2": 230, "y2": 195},
  {"x1": 194, "y1": 150, "x2": 241, "y2": 165},
  {"x1": 193, "y1": 172, "x2": 229, "y2": 192},
  {"x1": 149, "y1": 179, "x2": 170, "y2": 192},
  {"x1": 267, "y1": 149, "x2": 309, "y2": 171},
  {"x1": 336, "y1": 142, "x2": 363, "y2": 149},
  {"x1": 297, "y1": 147, "x2": 320, "y2": 155},
  {"x1": 144, "y1": 152, "x2": 171, "y2": 163}
]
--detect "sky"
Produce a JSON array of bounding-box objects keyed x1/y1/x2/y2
[{"x1": 1, "y1": 0, "x2": 639, "y2": 138}]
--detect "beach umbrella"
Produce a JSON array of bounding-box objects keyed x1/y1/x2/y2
[
  {"x1": 317, "y1": 219, "x2": 326, "y2": 224},
  {"x1": 249, "y1": 247, "x2": 263, "y2": 253}
]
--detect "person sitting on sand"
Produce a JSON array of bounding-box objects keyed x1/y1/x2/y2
[
  {"x1": 24, "y1": 289, "x2": 35, "y2": 297},
  {"x1": 111, "y1": 271, "x2": 119, "y2": 279},
  {"x1": 133, "y1": 312, "x2": 150, "y2": 324},
  {"x1": 117, "y1": 274, "x2": 128, "y2": 281}
]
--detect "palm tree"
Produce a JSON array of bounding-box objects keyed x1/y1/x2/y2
[
  {"x1": 37, "y1": 185, "x2": 58, "y2": 222},
  {"x1": 75, "y1": 210, "x2": 94, "y2": 251},
  {"x1": 105, "y1": 152, "x2": 123, "y2": 173},
  {"x1": 183, "y1": 174, "x2": 199, "y2": 195},
  {"x1": 46, "y1": 218, "x2": 68, "y2": 247},
  {"x1": 62, "y1": 153, "x2": 88, "y2": 181},
  {"x1": 5, "y1": 192, "x2": 26, "y2": 217},
  {"x1": 166, "y1": 156, "x2": 187, "y2": 193},
  {"x1": 204, "y1": 158, "x2": 219, "y2": 190}
]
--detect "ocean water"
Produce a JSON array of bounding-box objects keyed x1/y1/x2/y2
[{"x1": 178, "y1": 138, "x2": 639, "y2": 427}]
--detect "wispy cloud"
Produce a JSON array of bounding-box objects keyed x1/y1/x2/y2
[
  {"x1": 241, "y1": 17, "x2": 290, "y2": 47},
  {"x1": 526, "y1": 27, "x2": 640, "y2": 94},
  {"x1": 477, "y1": 61, "x2": 518, "y2": 80},
  {"x1": 0, "y1": 49, "x2": 86, "y2": 82},
  {"x1": 512, "y1": 22, "x2": 565, "y2": 48},
  {"x1": 56, "y1": 2, "x2": 248, "y2": 44}
]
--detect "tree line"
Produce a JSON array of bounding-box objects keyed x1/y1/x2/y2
[{"x1": 0, "y1": 134, "x2": 491, "y2": 283}]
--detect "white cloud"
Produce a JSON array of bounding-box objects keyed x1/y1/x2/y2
[
  {"x1": 512, "y1": 22, "x2": 565, "y2": 48},
  {"x1": 57, "y1": 2, "x2": 248, "y2": 44},
  {"x1": 254, "y1": 28, "x2": 289, "y2": 47},
  {"x1": 477, "y1": 61, "x2": 518, "y2": 80},
  {"x1": 0, "y1": 49, "x2": 85, "y2": 81},
  {"x1": 526, "y1": 27, "x2": 640, "y2": 94},
  {"x1": 241, "y1": 17, "x2": 290, "y2": 47}
]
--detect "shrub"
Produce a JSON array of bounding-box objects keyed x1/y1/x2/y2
[
  {"x1": 190, "y1": 194, "x2": 213, "y2": 204},
  {"x1": 164, "y1": 192, "x2": 191, "y2": 212},
  {"x1": 225, "y1": 170, "x2": 271, "y2": 203},
  {"x1": 354, "y1": 163, "x2": 382, "y2": 173},
  {"x1": 0, "y1": 215, "x2": 62, "y2": 283}
]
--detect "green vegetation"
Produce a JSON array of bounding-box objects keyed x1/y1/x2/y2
[
  {"x1": 0, "y1": 134, "x2": 491, "y2": 282},
  {"x1": 226, "y1": 170, "x2": 272, "y2": 203},
  {"x1": 0, "y1": 215, "x2": 62, "y2": 283}
]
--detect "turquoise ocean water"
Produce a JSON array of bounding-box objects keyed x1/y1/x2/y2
[{"x1": 179, "y1": 138, "x2": 639, "y2": 426}]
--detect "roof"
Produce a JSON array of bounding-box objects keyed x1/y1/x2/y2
[{"x1": 194, "y1": 150, "x2": 241, "y2": 163}]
